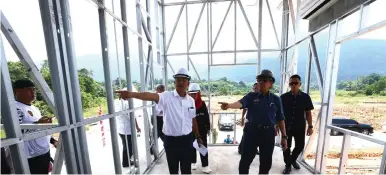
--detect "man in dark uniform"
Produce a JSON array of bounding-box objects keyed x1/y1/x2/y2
[
  {"x1": 281, "y1": 75, "x2": 314, "y2": 174},
  {"x1": 239, "y1": 82, "x2": 259, "y2": 155},
  {"x1": 219, "y1": 70, "x2": 288, "y2": 174}
]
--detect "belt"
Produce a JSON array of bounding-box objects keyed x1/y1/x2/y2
[{"x1": 257, "y1": 124, "x2": 273, "y2": 129}]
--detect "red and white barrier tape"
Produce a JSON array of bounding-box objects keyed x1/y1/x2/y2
[{"x1": 98, "y1": 106, "x2": 106, "y2": 147}]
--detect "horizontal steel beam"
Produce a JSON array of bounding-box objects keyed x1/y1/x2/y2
[
  {"x1": 285, "y1": 0, "x2": 375, "y2": 51},
  {"x1": 210, "y1": 63, "x2": 257, "y2": 66},
  {"x1": 1, "y1": 104, "x2": 155, "y2": 147},
  {"x1": 167, "y1": 49, "x2": 281, "y2": 56},
  {"x1": 164, "y1": 0, "x2": 232, "y2": 6},
  {"x1": 0, "y1": 138, "x2": 22, "y2": 148},
  {"x1": 327, "y1": 125, "x2": 386, "y2": 145},
  {"x1": 336, "y1": 19, "x2": 386, "y2": 44},
  {"x1": 0, "y1": 124, "x2": 58, "y2": 130}
]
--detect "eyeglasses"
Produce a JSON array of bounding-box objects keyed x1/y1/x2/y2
[{"x1": 289, "y1": 82, "x2": 299, "y2": 86}]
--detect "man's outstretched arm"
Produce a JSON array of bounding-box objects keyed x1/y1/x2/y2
[
  {"x1": 218, "y1": 101, "x2": 243, "y2": 110},
  {"x1": 115, "y1": 91, "x2": 160, "y2": 103}
]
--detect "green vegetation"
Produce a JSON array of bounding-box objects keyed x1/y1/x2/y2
[
  {"x1": 337, "y1": 73, "x2": 386, "y2": 96},
  {"x1": 7, "y1": 61, "x2": 107, "y2": 117}
]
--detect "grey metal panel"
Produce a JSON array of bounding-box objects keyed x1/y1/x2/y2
[
  {"x1": 314, "y1": 22, "x2": 336, "y2": 173},
  {"x1": 0, "y1": 13, "x2": 57, "y2": 115},
  {"x1": 52, "y1": 135, "x2": 65, "y2": 174},
  {"x1": 135, "y1": 0, "x2": 153, "y2": 167},
  {"x1": 380, "y1": 146, "x2": 386, "y2": 174},
  {"x1": 59, "y1": 0, "x2": 92, "y2": 173},
  {"x1": 38, "y1": 0, "x2": 78, "y2": 173},
  {"x1": 256, "y1": 0, "x2": 263, "y2": 73},
  {"x1": 280, "y1": 0, "x2": 289, "y2": 95},
  {"x1": 97, "y1": 0, "x2": 122, "y2": 173},
  {"x1": 161, "y1": 0, "x2": 168, "y2": 88},
  {"x1": 52, "y1": 1, "x2": 84, "y2": 172},
  {"x1": 120, "y1": 0, "x2": 141, "y2": 171},
  {"x1": 1, "y1": 38, "x2": 30, "y2": 174},
  {"x1": 337, "y1": 134, "x2": 350, "y2": 174}
]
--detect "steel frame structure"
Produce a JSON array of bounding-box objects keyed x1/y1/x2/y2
[{"x1": 1, "y1": 0, "x2": 386, "y2": 174}]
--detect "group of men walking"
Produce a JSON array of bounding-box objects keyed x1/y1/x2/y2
[
  {"x1": 4, "y1": 66, "x2": 313, "y2": 174},
  {"x1": 116, "y1": 67, "x2": 314, "y2": 174}
]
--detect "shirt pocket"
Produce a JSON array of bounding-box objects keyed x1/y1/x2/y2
[
  {"x1": 182, "y1": 100, "x2": 196, "y2": 118},
  {"x1": 268, "y1": 103, "x2": 277, "y2": 119}
]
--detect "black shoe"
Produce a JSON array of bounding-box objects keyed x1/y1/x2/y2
[
  {"x1": 282, "y1": 166, "x2": 291, "y2": 174},
  {"x1": 292, "y1": 162, "x2": 300, "y2": 170}
]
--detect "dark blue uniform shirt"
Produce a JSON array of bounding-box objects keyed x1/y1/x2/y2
[
  {"x1": 280, "y1": 91, "x2": 314, "y2": 128},
  {"x1": 239, "y1": 92, "x2": 285, "y2": 126}
]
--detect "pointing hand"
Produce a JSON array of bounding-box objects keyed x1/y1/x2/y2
[
  {"x1": 218, "y1": 102, "x2": 229, "y2": 110},
  {"x1": 114, "y1": 90, "x2": 133, "y2": 100}
]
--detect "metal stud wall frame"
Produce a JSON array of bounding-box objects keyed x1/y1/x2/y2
[{"x1": 1, "y1": 0, "x2": 386, "y2": 174}]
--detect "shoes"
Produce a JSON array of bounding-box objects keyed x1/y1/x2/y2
[
  {"x1": 202, "y1": 166, "x2": 212, "y2": 174},
  {"x1": 282, "y1": 166, "x2": 291, "y2": 174},
  {"x1": 292, "y1": 162, "x2": 301, "y2": 170},
  {"x1": 191, "y1": 163, "x2": 197, "y2": 170}
]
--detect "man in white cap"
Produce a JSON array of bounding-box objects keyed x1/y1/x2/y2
[{"x1": 115, "y1": 68, "x2": 203, "y2": 174}]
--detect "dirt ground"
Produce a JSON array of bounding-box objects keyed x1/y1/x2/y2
[{"x1": 207, "y1": 95, "x2": 386, "y2": 174}]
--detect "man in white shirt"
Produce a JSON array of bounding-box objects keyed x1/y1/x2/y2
[
  {"x1": 13, "y1": 79, "x2": 58, "y2": 174},
  {"x1": 115, "y1": 99, "x2": 141, "y2": 168},
  {"x1": 115, "y1": 68, "x2": 203, "y2": 174}
]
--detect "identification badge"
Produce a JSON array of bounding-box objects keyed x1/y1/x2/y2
[{"x1": 253, "y1": 98, "x2": 259, "y2": 104}]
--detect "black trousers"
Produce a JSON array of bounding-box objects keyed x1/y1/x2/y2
[
  {"x1": 238, "y1": 126, "x2": 247, "y2": 154},
  {"x1": 283, "y1": 126, "x2": 306, "y2": 167},
  {"x1": 119, "y1": 134, "x2": 134, "y2": 167},
  {"x1": 239, "y1": 124, "x2": 275, "y2": 174},
  {"x1": 28, "y1": 151, "x2": 51, "y2": 174},
  {"x1": 192, "y1": 132, "x2": 208, "y2": 167},
  {"x1": 151, "y1": 116, "x2": 165, "y2": 142},
  {"x1": 164, "y1": 133, "x2": 194, "y2": 174},
  {"x1": 1, "y1": 148, "x2": 11, "y2": 174}
]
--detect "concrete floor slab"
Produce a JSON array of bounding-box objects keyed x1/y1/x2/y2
[{"x1": 149, "y1": 146, "x2": 312, "y2": 174}]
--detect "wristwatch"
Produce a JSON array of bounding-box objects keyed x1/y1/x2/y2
[
  {"x1": 281, "y1": 135, "x2": 288, "y2": 139},
  {"x1": 308, "y1": 125, "x2": 313, "y2": 129}
]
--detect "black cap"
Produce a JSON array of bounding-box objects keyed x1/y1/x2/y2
[
  {"x1": 257, "y1": 69, "x2": 275, "y2": 83},
  {"x1": 13, "y1": 79, "x2": 35, "y2": 89}
]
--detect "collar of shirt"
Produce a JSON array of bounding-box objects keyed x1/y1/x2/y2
[
  {"x1": 173, "y1": 89, "x2": 188, "y2": 98},
  {"x1": 291, "y1": 91, "x2": 303, "y2": 96},
  {"x1": 257, "y1": 92, "x2": 271, "y2": 98}
]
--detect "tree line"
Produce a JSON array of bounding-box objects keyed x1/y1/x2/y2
[{"x1": 337, "y1": 73, "x2": 386, "y2": 96}]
